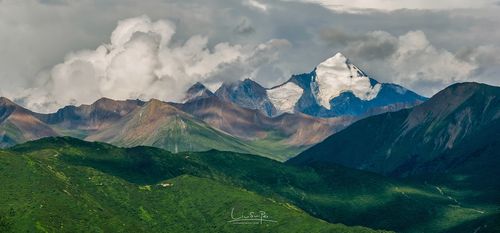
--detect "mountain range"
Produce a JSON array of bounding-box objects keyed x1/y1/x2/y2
[
  {"x1": 0, "y1": 96, "x2": 348, "y2": 161},
  {"x1": 0, "y1": 53, "x2": 499, "y2": 232},
  {"x1": 0, "y1": 53, "x2": 425, "y2": 160},
  {"x1": 215, "y1": 53, "x2": 426, "y2": 118}
]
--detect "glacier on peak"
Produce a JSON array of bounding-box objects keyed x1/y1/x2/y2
[
  {"x1": 315, "y1": 52, "x2": 382, "y2": 110},
  {"x1": 267, "y1": 82, "x2": 303, "y2": 114}
]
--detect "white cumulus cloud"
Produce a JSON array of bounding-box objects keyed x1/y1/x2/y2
[
  {"x1": 388, "y1": 31, "x2": 476, "y2": 94},
  {"x1": 244, "y1": 0, "x2": 269, "y2": 12},
  {"x1": 20, "y1": 15, "x2": 288, "y2": 112},
  {"x1": 293, "y1": 0, "x2": 494, "y2": 12},
  {"x1": 337, "y1": 30, "x2": 477, "y2": 96}
]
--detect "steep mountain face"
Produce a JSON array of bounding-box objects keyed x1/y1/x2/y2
[
  {"x1": 215, "y1": 78, "x2": 277, "y2": 116},
  {"x1": 217, "y1": 53, "x2": 426, "y2": 118},
  {"x1": 289, "y1": 82, "x2": 500, "y2": 177},
  {"x1": 0, "y1": 97, "x2": 58, "y2": 147}
]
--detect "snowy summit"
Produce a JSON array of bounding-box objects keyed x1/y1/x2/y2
[
  {"x1": 191, "y1": 52, "x2": 425, "y2": 118},
  {"x1": 315, "y1": 53, "x2": 382, "y2": 110}
]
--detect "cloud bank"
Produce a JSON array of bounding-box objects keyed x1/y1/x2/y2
[
  {"x1": 20, "y1": 16, "x2": 289, "y2": 112},
  {"x1": 295, "y1": 0, "x2": 493, "y2": 12},
  {"x1": 323, "y1": 30, "x2": 477, "y2": 94}
]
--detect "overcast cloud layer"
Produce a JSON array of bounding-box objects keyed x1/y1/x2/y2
[
  {"x1": 295, "y1": 0, "x2": 496, "y2": 11},
  {"x1": 0, "y1": 0, "x2": 499, "y2": 112}
]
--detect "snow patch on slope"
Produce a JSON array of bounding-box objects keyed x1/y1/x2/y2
[
  {"x1": 267, "y1": 82, "x2": 303, "y2": 114},
  {"x1": 315, "y1": 53, "x2": 381, "y2": 110}
]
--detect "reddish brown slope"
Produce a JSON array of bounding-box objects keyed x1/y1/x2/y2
[
  {"x1": 172, "y1": 95, "x2": 353, "y2": 147},
  {"x1": 0, "y1": 97, "x2": 58, "y2": 146},
  {"x1": 38, "y1": 97, "x2": 145, "y2": 132}
]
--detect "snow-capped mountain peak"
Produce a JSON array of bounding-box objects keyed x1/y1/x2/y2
[
  {"x1": 198, "y1": 52, "x2": 425, "y2": 118},
  {"x1": 332, "y1": 52, "x2": 348, "y2": 61},
  {"x1": 315, "y1": 53, "x2": 382, "y2": 110}
]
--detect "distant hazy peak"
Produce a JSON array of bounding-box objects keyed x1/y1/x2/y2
[
  {"x1": 183, "y1": 82, "x2": 214, "y2": 103},
  {"x1": 0, "y1": 97, "x2": 16, "y2": 107}
]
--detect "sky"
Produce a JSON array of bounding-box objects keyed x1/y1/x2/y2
[{"x1": 0, "y1": 0, "x2": 499, "y2": 112}]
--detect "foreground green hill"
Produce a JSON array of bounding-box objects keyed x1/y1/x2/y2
[
  {"x1": 0, "y1": 138, "x2": 381, "y2": 233},
  {"x1": 2, "y1": 137, "x2": 497, "y2": 232}
]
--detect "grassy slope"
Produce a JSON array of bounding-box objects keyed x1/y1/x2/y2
[
  {"x1": 0, "y1": 138, "x2": 382, "y2": 233},
  {"x1": 409, "y1": 140, "x2": 500, "y2": 233},
  {"x1": 192, "y1": 151, "x2": 499, "y2": 233},
  {"x1": 5, "y1": 137, "x2": 498, "y2": 232},
  {"x1": 0, "y1": 121, "x2": 25, "y2": 147}
]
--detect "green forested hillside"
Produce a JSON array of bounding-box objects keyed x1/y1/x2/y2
[
  {"x1": 0, "y1": 138, "x2": 381, "y2": 233},
  {"x1": 2, "y1": 137, "x2": 497, "y2": 232},
  {"x1": 290, "y1": 83, "x2": 500, "y2": 176}
]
